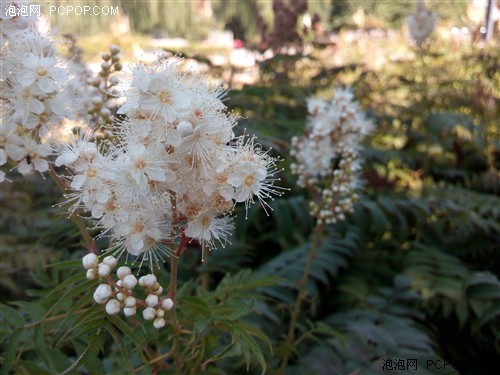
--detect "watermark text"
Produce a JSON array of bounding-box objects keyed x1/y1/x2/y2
[{"x1": 49, "y1": 5, "x2": 118, "y2": 16}]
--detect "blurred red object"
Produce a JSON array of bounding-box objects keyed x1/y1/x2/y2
[{"x1": 234, "y1": 39, "x2": 243, "y2": 48}]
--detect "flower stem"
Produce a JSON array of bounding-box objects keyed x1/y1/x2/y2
[
  {"x1": 170, "y1": 233, "x2": 187, "y2": 374},
  {"x1": 201, "y1": 246, "x2": 209, "y2": 291},
  {"x1": 277, "y1": 223, "x2": 324, "y2": 374},
  {"x1": 48, "y1": 165, "x2": 96, "y2": 253}
]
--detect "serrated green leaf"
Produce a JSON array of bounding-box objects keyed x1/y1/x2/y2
[
  {"x1": 104, "y1": 322, "x2": 133, "y2": 371},
  {"x1": 35, "y1": 323, "x2": 56, "y2": 373},
  {"x1": 240, "y1": 331, "x2": 267, "y2": 375},
  {"x1": 203, "y1": 341, "x2": 243, "y2": 366},
  {"x1": 59, "y1": 332, "x2": 103, "y2": 375}
]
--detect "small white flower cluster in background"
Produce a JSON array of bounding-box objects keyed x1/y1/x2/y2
[
  {"x1": 291, "y1": 87, "x2": 372, "y2": 225},
  {"x1": 58, "y1": 56, "x2": 284, "y2": 270},
  {"x1": 406, "y1": 0, "x2": 438, "y2": 46},
  {"x1": 0, "y1": 1, "x2": 88, "y2": 182},
  {"x1": 83, "y1": 253, "x2": 174, "y2": 329}
]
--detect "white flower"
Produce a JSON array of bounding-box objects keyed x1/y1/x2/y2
[
  {"x1": 118, "y1": 142, "x2": 167, "y2": 188},
  {"x1": 7, "y1": 84, "x2": 44, "y2": 122},
  {"x1": 5, "y1": 138, "x2": 51, "y2": 176},
  {"x1": 226, "y1": 141, "x2": 284, "y2": 215},
  {"x1": 185, "y1": 211, "x2": 233, "y2": 254},
  {"x1": 139, "y1": 73, "x2": 191, "y2": 122},
  {"x1": 291, "y1": 86, "x2": 370, "y2": 223},
  {"x1": 17, "y1": 54, "x2": 67, "y2": 93}
]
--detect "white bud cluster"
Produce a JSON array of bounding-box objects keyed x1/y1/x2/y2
[
  {"x1": 406, "y1": 0, "x2": 438, "y2": 46},
  {"x1": 291, "y1": 87, "x2": 372, "y2": 224},
  {"x1": 83, "y1": 254, "x2": 174, "y2": 329}
]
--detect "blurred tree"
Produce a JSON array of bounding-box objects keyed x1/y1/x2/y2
[{"x1": 329, "y1": 0, "x2": 353, "y2": 30}]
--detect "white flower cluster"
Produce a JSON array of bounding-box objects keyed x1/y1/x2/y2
[
  {"x1": 0, "y1": 2, "x2": 86, "y2": 182},
  {"x1": 58, "y1": 56, "x2": 283, "y2": 268},
  {"x1": 83, "y1": 253, "x2": 173, "y2": 329},
  {"x1": 291, "y1": 87, "x2": 372, "y2": 225},
  {"x1": 406, "y1": 0, "x2": 438, "y2": 46}
]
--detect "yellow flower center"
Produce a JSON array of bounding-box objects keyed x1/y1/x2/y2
[
  {"x1": 86, "y1": 166, "x2": 98, "y2": 179},
  {"x1": 244, "y1": 175, "x2": 254, "y2": 187},
  {"x1": 37, "y1": 68, "x2": 49, "y2": 77},
  {"x1": 133, "y1": 159, "x2": 147, "y2": 170},
  {"x1": 158, "y1": 90, "x2": 172, "y2": 104},
  {"x1": 201, "y1": 215, "x2": 211, "y2": 228}
]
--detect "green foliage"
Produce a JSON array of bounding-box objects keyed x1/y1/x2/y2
[{"x1": 0, "y1": 267, "x2": 276, "y2": 375}]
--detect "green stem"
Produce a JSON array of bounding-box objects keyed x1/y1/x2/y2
[
  {"x1": 170, "y1": 256, "x2": 180, "y2": 372},
  {"x1": 48, "y1": 165, "x2": 96, "y2": 253},
  {"x1": 134, "y1": 350, "x2": 174, "y2": 373},
  {"x1": 277, "y1": 223, "x2": 324, "y2": 374},
  {"x1": 24, "y1": 308, "x2": 88, "y2": 329}
]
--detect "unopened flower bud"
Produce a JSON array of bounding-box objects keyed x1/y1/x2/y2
[
  {"x1": 110, "y1": 45, "x2": 120, "y2": 55},
  {"x1": 145, "y1": 294, "x2": 159, "y2": 307},
  {"x1": 114, "y1": 62, "x2": 122, "y2": 71},
  {"x1": 86, "y1": 268, "x2": 98, "y2": 280},
  {"x1": 109, "y1": 76, "x2": 119, "y2": 85},
  {"x1": 153, "y1": 286, "x2": 163, "y2": 295},
  {"x1": 143, "y1": 307, "x2": 156, "y2": 320},
  {"x1": 105, "y1": 299, "x2": 121, "y2": 315},
  {"x1": 98, "y1": 263, "x2": 111, "y2": 277},
  {"x1": 91, "y1": 96, "x2": 102, "y2": 105},
  {"x1": 102, "y1": 256, "x2": 117, "y2": 269},
  {"x1": 143, "y1": 274, "x2": 157, "y2": 288},
  {"x1": 94, "y1": 284, "x2": 112, "y2": 304},
  {"x1": 123, "y1": 307, "x2": 136, "y2": 317},
  {"x1": 153, "y1": 317, "x2": 166, "y2": 329},
  {"x1": 116, "y1": 292, "x2": 125, "y2": 301},
  {"x1": 101, "y1": 61, "x2": 110, "y2": 70},
  {"x1": 100, "y1": 108, "x2": 111, "y2": 117},
  {"x1": 156, "y1": 309, "x2": 165, "y2": 318},
  {"x1": 161, "y1": 298, "x2": 174, "y2": 311},
  {"x1": 177, "y1": 121, "x2": 193, "y2": 137},
  {"x1": 122, "y1": 274, "x2": 137, "y2": 290},
  {"x1": 82, "y1": 253, "x2": 99, "y2": 269},
  {"x1": 116, "y1": 266, "x2": 132, "y2": 279},
  {"x1": 124, "y1": 296, "x2": 136, "y2": 308},
  {"x1": 101, "y1": 53, "x2": 111, "y2": 61}
]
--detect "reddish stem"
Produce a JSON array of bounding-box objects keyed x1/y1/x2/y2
[{"x1": 175, "y1": 231, "x2": 189, "y2": 257}]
